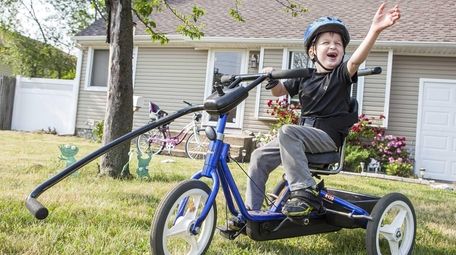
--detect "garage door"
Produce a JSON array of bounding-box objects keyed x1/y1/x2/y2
[{"x1": 416, "y1": 79, "x2": 456, "y2": 182}]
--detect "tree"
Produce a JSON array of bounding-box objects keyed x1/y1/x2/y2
[
  {"x1": 100, "y1": 0, "x2": 134, "y2": 178},
  {"x1": 0, "y1": 26, "x2": 76, "y2": 78}
]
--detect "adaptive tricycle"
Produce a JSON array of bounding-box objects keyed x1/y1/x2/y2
[{"x1": 26, "y1": 67, "x2": 416, "y2": 255}]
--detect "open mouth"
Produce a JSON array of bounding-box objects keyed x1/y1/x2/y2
[{"x1": 327, "y1": 52, "x2": 338, "y2": 58}]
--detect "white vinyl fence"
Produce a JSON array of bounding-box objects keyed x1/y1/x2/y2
[{"x1": 11, "y1": 77, "x2": 78, "y2": 135}]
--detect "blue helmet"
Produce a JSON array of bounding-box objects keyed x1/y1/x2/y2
[{"x1": 303, "y1": 16, "x2": 350, "y2": 53}]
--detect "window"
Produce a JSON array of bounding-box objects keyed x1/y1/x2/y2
[
  {"x1": 84, "y1": 48, "x2": 109, "y2": 91},
  {"x1": 288, "y1": 51, "x2": 313, "y2": 103},
  {"x1": 84, "y1": 47, "x2": 138, "y2": 91},
  {"x1": 90, "y1": 49, "x2": 109, "y2": 87},
  {"x1": 205, "y1": 50, "x2": 247, "y2": 128}
]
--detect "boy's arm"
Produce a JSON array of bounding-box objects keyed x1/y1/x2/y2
[
  {"x1": 270, "y1": 83, "x2": 288, "y2": 97},
  {"x1": 347, "y1": 3, "x2": 401, "y2": 76}
]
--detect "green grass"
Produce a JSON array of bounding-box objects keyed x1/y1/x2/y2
[{"x1": 1, "y1": 130, "x2": 455, "y2": 254}]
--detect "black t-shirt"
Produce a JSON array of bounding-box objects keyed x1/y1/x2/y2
[{"x1": 283, "y1": 61, "x2": 358, "y2": 146}]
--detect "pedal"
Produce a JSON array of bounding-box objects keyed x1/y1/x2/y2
[{"x1": 217, "y1": 226, "x2": 239, "y2": 240}]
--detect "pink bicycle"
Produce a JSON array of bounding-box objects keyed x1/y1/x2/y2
[{"x1": 136, "y1": 101, "x2": 209, "y2": 160}]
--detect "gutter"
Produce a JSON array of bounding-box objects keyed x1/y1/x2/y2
[{"x1": 72, "y1": 35, "x2": 456, "y2": 55}]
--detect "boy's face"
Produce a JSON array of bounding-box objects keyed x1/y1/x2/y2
[{"x1": 309, "y1": 32, "x2": 344, "y2": 72}]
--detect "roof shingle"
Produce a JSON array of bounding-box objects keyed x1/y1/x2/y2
[{"x1": 77, "y1": 0, "x2": 456, "y2": 43}]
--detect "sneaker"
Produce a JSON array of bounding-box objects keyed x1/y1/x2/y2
[{"x1": 282, "y1": 188, "x2": 322, "y2": 217}]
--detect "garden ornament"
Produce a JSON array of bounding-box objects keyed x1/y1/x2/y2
[
  {"x1": 367, "y1": 158, "x2": 381, "y2": 173},
  {"x1": 58, "y1": 144, "x2": 79, "y2": 176},
  {"x1": 136, "y1": 147, "x2": 152, "y2": 180}
]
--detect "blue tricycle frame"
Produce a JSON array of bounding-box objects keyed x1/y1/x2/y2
[{"x1": 26, "y1": 67, "x2": 416, "y2": 255}]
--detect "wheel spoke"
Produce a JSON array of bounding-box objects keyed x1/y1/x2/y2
[
  {"x1": 166, "y1": 217, "x2": 188, "y2": 237},
  {"x1": 387, "y1": 239, "x2": 401, "y2": 255},
  {"x1": 379, "y1": 225, "x2": 396, "y2": 241},
  {"x1": 391, "y1": 208, "x2": 407, "y2": 229},
  {"x1": 184, "y1": 235, "x2": 199, "y2": 255}
]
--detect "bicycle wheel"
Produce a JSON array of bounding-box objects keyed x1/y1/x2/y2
[
  {"x1": 185, "y1": 129, "x2": 209, "y2": 160},
  {"x1": 266, "y1": 178, "x2": 289, "y2": 208},
  {"x1": 366, "y1": 193, "x2": 416, "y2": 255},
  {"x1": 137, "y1": 129, "x2": 166, "y2": 155},
  {"x1": 150, "y1": 180, "x2": 217, "y2": 255}
]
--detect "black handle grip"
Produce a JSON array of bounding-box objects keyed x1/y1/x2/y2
[
  {"x1": 269, "y1": 68, "x2": 312, "y2": 80},
  {"x1": 26, "y1": 197, "x2": 49, "y2": 220},
  {"x1": 358, "y1": 67, "x2": 382, "y2": 76}
]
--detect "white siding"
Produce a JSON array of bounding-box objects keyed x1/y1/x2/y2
[
  {"x1": 76, "y1": 47, "x2": 208, "y2": 131},
  {"x1": 256, "y1": 49, "x2": 283, "y2": 120},
  {"x1": 76, "y1": 49, "x2": 107, "y2": 129},
  {"x1": 132, "y1": 47, "x2": 208, "y2": 130},
  {"x1": 388, "y1": 55, "x2": 456, "y2": 149},
  {"x1": 242, "y1": 50, "x2": 270, "y2": 133},
  {"x1": 363, "y1": 52, "x2": 388, "y2": 123}
]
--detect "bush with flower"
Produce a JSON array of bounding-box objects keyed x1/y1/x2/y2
[
  {"x1": 253, "y1": 97, "x2": 300, "y2": 147},
  {"x1": 345, "y1": 114, "x2": 414, "y2": 177}
]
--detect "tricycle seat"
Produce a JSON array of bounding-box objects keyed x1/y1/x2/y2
[
  {"x1": 306, "y1": 151, "x2": 340, "y2": 165},
  {"x1": 307, "y1": 149, "x2": 343, "y2": 174}
]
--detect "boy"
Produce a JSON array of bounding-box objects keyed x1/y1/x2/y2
[{"x1": 246, "y1": 3, "x2": 401, "y2": 217}]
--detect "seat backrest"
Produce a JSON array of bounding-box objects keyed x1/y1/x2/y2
[{"x1": 307, "y1": 98, "x2": 359, "y2": 175}]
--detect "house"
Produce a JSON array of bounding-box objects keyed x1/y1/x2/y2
[{"x1": 72, "y1": 0, "x2": 456, "y2": 182}]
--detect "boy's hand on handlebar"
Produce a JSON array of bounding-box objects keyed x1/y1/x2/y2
[{"x1": 263, "y1": 67, "x2": 280, "y2": 90}]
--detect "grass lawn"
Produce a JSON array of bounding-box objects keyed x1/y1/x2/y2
[{"x1": 0, "y1": 130, "x2": 455, "y2": 254}]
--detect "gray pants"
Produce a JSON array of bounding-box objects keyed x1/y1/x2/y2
[{"x1": 245, "y1": 124, "x2": 337, "y2": 210}]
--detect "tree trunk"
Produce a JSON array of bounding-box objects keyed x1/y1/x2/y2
[{"x1": 100, "y1": 0, "x2": 134, "y2": 178}]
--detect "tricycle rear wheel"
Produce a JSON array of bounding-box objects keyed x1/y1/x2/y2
[{"x1": 366, "y1": 192, "x2": 416, "y2": 255}]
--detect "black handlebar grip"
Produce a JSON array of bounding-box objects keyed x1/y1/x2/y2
[
  {"x1": 269, "y1": 68, "x2": 312, "y2": 80},
  {"x1": 358, "y1": 67, "x2": 382, "y2": 76},
  {"x1": 26, "y1": 197, "x2": 49, "y2": 220}
]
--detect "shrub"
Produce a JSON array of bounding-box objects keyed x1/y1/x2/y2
[
  {"x1": 92, "y1": 120, "x2": 104, "y2": 143},
  {"x1": 385, "y1": 159, "x2": 413, "y2": 177},
  {"x1": 344, "y1": 145, "x2": 370, "y2": 172}
]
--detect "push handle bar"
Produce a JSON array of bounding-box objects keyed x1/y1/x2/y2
[
  {"x1": 220, "y1": 67, "x2": 382, "y2": 84},
  {"x1": 26, "y1": 104, "x2": 204, "y2": 220}
]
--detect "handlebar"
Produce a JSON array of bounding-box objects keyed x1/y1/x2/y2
[{"x1": 220, "y1": 66, "x2": 382, "y2": 84}]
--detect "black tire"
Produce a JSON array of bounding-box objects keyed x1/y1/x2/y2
[
  {"x1": 266, "y1": 178, "x2": 288, "y2": 207},
  {"x1": 137, "y1": 129, "x2": 166, "y2": 155},
  {"x1": 184, "y1": 129, "x2": 209, "y2": 160},
  {"x1": 150, "y1": 180, "x2": 217, "y2": 255},
  {"x1": 366, "y1": 193, "x2": 416, "y2": 255}
]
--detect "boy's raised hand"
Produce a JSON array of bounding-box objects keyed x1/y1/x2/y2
[{"x1": 371, "y1": 3, "x2": 401, "y2": 33}]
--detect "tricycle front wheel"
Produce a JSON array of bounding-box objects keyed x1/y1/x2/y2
[
  {"x1": 366, "y1": 192, "x2": 416, "y2": 255},
  {"x1": 150, "y1": 180, "x2": 217, "y2": 255}
]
